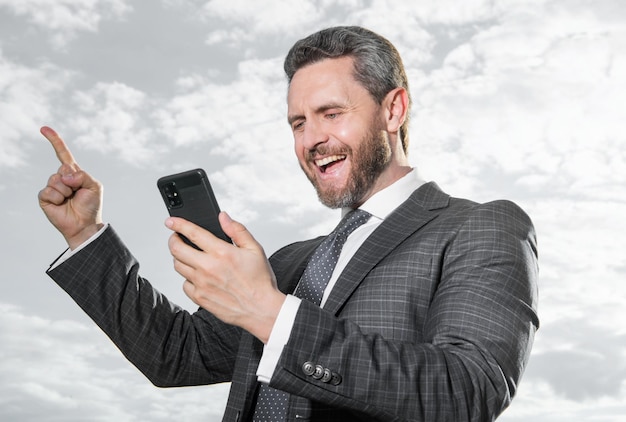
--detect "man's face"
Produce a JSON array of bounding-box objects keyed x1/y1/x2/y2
[{"x1": 287, "y1": 57, "x2": 392, "y2": 209}]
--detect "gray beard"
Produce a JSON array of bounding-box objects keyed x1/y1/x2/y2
[{"x1": 307, "y1": 130, "x2": 391, "y2": 209}]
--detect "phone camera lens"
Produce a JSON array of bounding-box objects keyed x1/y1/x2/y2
[{"x1": 163, "y1": 183, "x2": 182, "y2": 207}]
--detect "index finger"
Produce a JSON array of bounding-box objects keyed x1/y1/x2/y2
[
  {"x1": 166, "y1": 217, "x2": 223, "y2": 252},
  {"x1": 40, "y1": 126, "x2": 79, "y2": 168}
]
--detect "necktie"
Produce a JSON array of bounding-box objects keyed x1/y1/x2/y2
[{"x1": 252, "y1": 209, "x2": 371, "y2": 422}]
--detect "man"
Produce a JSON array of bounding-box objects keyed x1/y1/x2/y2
[{"x1": 39, "y1": 26, "x2": 539, "y2": 421}]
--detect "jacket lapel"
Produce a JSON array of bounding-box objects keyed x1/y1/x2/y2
[{"x1": 323, "y1": 182, "x2": 450, "y2": 315}]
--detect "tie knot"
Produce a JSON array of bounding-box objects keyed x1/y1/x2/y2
[{"x1": 334, "y1": 209, "x2": 371, "y2": 239}]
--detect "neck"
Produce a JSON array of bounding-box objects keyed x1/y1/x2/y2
[{"x1": 353, "y1": 164, "x2": 413, "y2": 208}]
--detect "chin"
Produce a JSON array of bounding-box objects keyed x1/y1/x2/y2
[{"x1": 316, "y1": 187, "x2": 359, "y2": 209}]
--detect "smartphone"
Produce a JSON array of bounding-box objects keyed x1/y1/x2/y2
[{"x1": 157, "y1": 168, "x2": 231, "y2": 249}]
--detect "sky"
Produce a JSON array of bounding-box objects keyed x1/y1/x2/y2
[{"x1": 1, "y1": 0, "x2": 625, "y2": 420}]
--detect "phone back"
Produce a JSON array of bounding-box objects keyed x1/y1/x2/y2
[{"x1": 157, "y1": 169, "x2": 231, "y2": 245}]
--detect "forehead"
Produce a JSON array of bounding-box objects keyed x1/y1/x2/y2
[{"x1": 287, "y1": 56, "x2": 367, "y2": 110}]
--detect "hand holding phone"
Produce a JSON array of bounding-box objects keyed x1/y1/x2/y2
[
  {"x1": 160, "y1": 170, "x2": 286, "y2": 343},
  {"x1": 157, "y1": 169, "x2": 230, "y2": 249}
]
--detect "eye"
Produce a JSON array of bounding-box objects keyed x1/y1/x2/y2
[
  {"x1": 292, "y1": 120, "x2": 305, "y2": 131},
  {"x1": 326, "y1": 112, "x2": 339, "y2": 120}
]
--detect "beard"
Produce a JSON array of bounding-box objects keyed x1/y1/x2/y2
[{"x1": 302, "y1": 128, "x2": 392, "y2": 209}]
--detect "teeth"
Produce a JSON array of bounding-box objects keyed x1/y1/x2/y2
[{"x1": 315, "y1": 155, "x2": 345, "y2": 167}]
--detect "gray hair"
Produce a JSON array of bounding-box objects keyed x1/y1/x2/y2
[{"x1": 284, "y1": 26, "x2": 411, "y2": 153}]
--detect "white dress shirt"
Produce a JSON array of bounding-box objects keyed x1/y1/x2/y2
[{"x1": 256, "y1": 169, "x2": 425, "y2": 382}]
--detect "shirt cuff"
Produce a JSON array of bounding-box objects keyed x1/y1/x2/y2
[
  {"x1": 48, "y1": 223, "x2": 110, "y2": 271},
  {"x1": 256, "y1": 294, "x2": 302, "y2": 383}
]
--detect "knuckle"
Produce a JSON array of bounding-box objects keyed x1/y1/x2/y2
[
  {"x1": 48, "y1": 173, "x2": 60, "y2": 185},
  {"x1": 197, "y1": 260, "x2": 213, "y2": 275},
  {"x1": 59, "y1": 163, "x2": 74, "y2": 174},
  {"x1": 39, "y1": 186, "x2": 57, "y2": 202},
  {"x1": 172, "y1": 259, "x2": 183, "y2": 273},
  {"x1": 169, "y1": 239, "x2": 182, "y2": 255}
]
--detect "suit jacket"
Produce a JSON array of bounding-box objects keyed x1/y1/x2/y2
[{"x1": 47, "y1": 182, "x2": 539, "y2": 421}]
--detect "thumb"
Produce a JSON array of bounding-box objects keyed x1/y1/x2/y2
[
  {"x1": 61, "y1": 169, "x2": 101, "y2": 193},
  {"x1": 219, "y1": 212, "x2": 259, "y2": 250}
]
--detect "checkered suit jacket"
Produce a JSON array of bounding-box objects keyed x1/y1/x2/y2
[{"x1": 48, "y1": 182, "x2": 539, "y2": 421}]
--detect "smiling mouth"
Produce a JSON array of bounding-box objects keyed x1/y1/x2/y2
[{"x1": 315, "y1": 155, "x2": 346, "y2": 173}]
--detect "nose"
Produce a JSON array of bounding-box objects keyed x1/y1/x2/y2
[{"x1": 300, "y1": 119, "x2": 329, "y2": 151}]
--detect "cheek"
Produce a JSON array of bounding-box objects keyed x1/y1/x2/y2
[
  {"x1": 334, "y1": 127, "x2": 352, "y2": 144},
  {"x1": 333, "y1": 117, "x2": 369, "y2": 148},
  {"x1": 293, "y1": 136, "x2": 308, "y2": 163}
]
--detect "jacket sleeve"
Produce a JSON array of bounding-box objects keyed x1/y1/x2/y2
[
  {"x1": 269, "y1": 200, "x2": 539, "y2": 421},
  {"x1": 47, "y1": 225, "x2": 241, "y2": 387}
]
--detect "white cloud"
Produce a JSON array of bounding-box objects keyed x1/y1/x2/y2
[
  {"x1": 533, "y1": 199, "x2": 626, "y2": 311},
  {"x1": 532, "y1": 328, "x2": 626, "y2": 401},
  {"x1": 199, "y1": 0, "x2": 390, "y2": 49},
  {"x1": 205, "y1": 27, "x2": 249, "y2": 47},
  {"x1": 0, "y1": 0, "x2": 132, "y2": 48},
  {"x1": 367, "y1": 0, "x2": 499, "y2": 26},
  {"x1": 0, "y1": 303, "x2": 229, "y2": 421},
  {"x1": 0, "y1": 52, "x2": 68, "y2": 169},
  {"x1": 69, "y1": 81, "x2": 166, "y2": 166},
  {"x1": 501, "y1": 378, "x2": 626, "y2": 422},
  {"x1": 201, "y1": 0, "x2": 321, "y2": 41},
  {"x1": 154, "y1": 57, "x2": 288, "y2": 169},
  {"x1": 408, "y1": 1, "x2": 626, "y2": 201}
]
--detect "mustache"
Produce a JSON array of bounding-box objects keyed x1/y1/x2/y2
[{"x1": 307, "y1": 145, "x2": 351, "y2": 160}]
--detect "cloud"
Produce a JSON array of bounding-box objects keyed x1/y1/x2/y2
[
  {"x1": 529, "y1": 317, "x2": 626, "y2": 401},
  {"x1": 156, "y1": 57, "x2": 287, "y2": 146},
  {"x1": 406, "y1": 0, "x2": 626, "y2": 200},
  {"x1": 0, "y1": 0, "x2": 132, "y2": 48},
  {"x1": 529, "y1": 198, "x2": 626, "y2": 315},
  {"x1": 68, "y1": 81, "x2": 166, "y2": 166},
  {"x1": 0, "y1": 303, "x2": 113, "y2": 418},
  {"x1": 200, "y1": 0, "x2": 321, "y2": 47},
  {"x1": 501, "y1": 378, "x2": 626, "y2": 422},
  {"x1": 0, "y1": 52, "x2": 68, "y2": 169},
  {"x1": 199, "y1": 0, "x2": 382, "y2": 49},
  {"x1": 0, "y1": 303, "x2": 229, "y2": 421}
]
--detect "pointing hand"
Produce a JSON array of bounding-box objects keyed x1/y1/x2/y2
[{"x1": 38, "y1": 126, "x2": 104, "y2": 249}]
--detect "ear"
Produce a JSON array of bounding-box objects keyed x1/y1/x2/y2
[{"x1": 383, "y1": 87, "x2": 409, "y2": 134}]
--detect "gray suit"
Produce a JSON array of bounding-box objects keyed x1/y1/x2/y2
[{"x1": 48, "y1": 182, "x2": 539, "y2": 421}]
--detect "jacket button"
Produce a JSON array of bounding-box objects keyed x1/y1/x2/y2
[
  {"x1": 321, "y1": 368, "x2": 332, "y2": 383},
  {"x1": 302, "y1": 361, "x2": 315, "y2": 376},
  {"x1": 330, "y1": 371, "x2": 342, "y2": 386},
  {"x1": 312, "y1": 364, "x2": 324, "y2": 379}
]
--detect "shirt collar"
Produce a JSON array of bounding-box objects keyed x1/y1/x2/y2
[{"x1": 342, "y1": 168, "x2": 425, "y2": 221}]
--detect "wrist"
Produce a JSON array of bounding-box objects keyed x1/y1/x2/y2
[
  {"x1": 248, "y1": 291, "x2": 287, "y2": 344},
  {"x1": 67, "y1": 223, "x2": 105, "y2": 250}
]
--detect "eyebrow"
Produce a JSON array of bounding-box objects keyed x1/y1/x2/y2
[{"x1": 287, "y1": 102, "x2": 346, "y2": 126}]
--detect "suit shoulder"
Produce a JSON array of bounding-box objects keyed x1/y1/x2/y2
[
  {"x1": 475, "y1": 199, "x2": 534, "y2": 229},
  {"x1": 442, "y1": 198, "x2": 538, "y2": 257},
  {"x1": 430, "y1": 196, "x2": 537, "y2": 251},
  {"x1": 447, "y1": 196, "x2": 533, "y2": 225}
]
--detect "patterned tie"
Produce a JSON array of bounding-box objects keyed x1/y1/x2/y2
[{"x1": 252, "y1": 209, "x2": 371, "y2": 422}]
